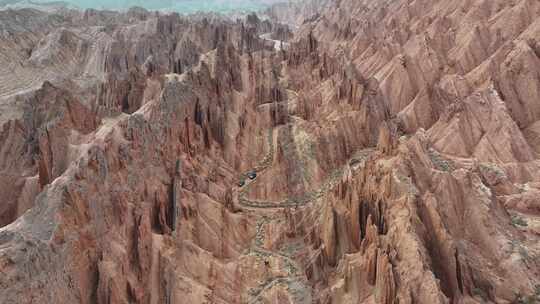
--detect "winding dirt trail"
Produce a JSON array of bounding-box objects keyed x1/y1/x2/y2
[
  {"x1": 236, "y1": 123, "x2": 374, "y2": 303},
  {"x1": 236, "y1": 33, "x2": 376, "y2": 303}
]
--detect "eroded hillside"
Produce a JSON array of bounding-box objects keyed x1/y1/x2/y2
[{"x1": 0, "y1": 0, "x2": 539, "y2": 303}]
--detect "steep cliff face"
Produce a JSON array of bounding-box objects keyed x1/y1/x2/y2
[
  {"x1": 0, "y1": 8, "x2": 276, "y2": 227},
  {"x1": 283, "y1": 0, "x2": 540, "y2": 302},
  {"x1": 1, "y1": 0, "x2": 540, "y2": 303},
  {"x1": 0, "y1": 7, "x2": 303, "y2": 303}
]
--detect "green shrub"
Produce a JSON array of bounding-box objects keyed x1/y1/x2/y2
[
  {"x1": 511, "y1": 215, "x2": 528, "y2": 227},
  {"x1": 472, "y1": 287, "x2": 489, "y2": 302}
]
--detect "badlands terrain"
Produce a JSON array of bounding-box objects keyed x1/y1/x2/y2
[{"x1": 1, "y1": 0, "x2": 540, "y2": 303}]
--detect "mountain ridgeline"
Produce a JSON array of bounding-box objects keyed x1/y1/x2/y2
[{"x1": 0, "y1": 0, "x2": 539, "y2": 303}]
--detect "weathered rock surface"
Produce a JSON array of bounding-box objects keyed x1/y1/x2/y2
[{"x1": 1, "y1": 0, "x2": 540, "y2": 303}]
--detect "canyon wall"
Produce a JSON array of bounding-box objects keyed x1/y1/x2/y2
[{"x1": 1, "y1": 0, "x2": 540, "y2": 303}]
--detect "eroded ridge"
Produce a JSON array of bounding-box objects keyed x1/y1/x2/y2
[{"x1": 236, "y1": 122, "x2": 376, "y2": 302}]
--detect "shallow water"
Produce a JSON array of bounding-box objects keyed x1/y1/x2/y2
[{"x1": 2, "y1": 0, "x2": 273, "y2": 13}]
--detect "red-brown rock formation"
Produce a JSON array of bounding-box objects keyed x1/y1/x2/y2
[{"x1": 1, "y1": 0, "x2": 540, "y2": 303}]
